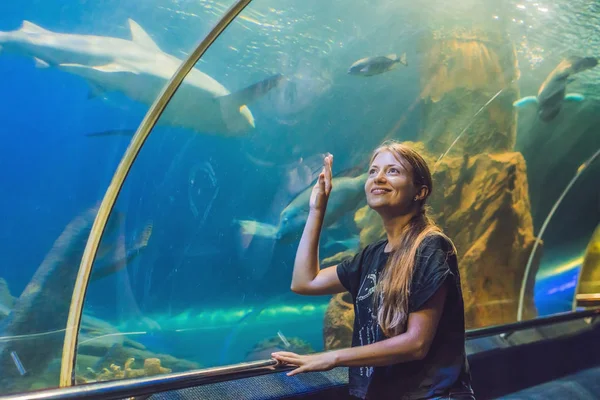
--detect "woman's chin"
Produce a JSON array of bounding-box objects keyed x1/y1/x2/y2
[{"x1": 367, "y1": 198, "x2": 389, "y2": 211}]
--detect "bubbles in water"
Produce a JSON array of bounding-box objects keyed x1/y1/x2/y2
[{"x1": 261, "y1": 54, "x2": 333, "y2": 126}]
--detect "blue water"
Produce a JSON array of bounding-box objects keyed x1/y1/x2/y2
[
  {"x1": 0, "y1": 0, "x2": 599, "y2": 394},
  {"x1": 534, "y1": 267, "x2": 579, "y2": 317}
]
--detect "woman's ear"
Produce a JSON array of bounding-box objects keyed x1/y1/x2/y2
[{"x1": 415, "y1": 185, "x2": 429, "y2": 201}]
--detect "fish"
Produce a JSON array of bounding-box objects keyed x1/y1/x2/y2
[
  {"x1": 237, "y1": 172, "x2": 368, "y2": 243},
  {"x1": 513, "y1": 56, "x2": 598, "y2": 122},
  {"x1": 235, "y1": 153, "x2": 326, "y2": 252},
  {"x1": 0, "y1": 19, "x2": 284, "y2": 136},
  {"x1": 275, "y1": 172, "x2": 368, "y2": 241},
  {"x1": 347, "y1": 53, "x2": 407, "y2": 77}
]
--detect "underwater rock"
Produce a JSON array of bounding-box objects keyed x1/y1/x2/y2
[
  {"x1": 0, "y1": 207, "x2": 100, "y2": 392},
  {"x1": 323, "y1": 292, "x2": 354, "y2": 351},
  {"x1": 323, "y1": 146, "x2": 540, "y2": 348},
  {"x1": 78, "y1": 336, "x2": 131, "y2": 358},
  {"x1": 0, "y1": 278, "x2": 14, "y2": 309},
  {"x1": 0, "y1": 206, "x2": 150, "y2": 393},
  {"x1": 77, "y1": 313, "x2": 148, "y2": 359},
  {"x1": 417, "y1": 28, "x2": 520, "y2": 155},
  {"x1": 354, "y1": 205, "x2": 385, "y2": 249},
  {"x1": 245, "y1": 336, "x2": 314, "y2": 361},
  {"x1": 429, "y1": 151, "x2": 541, "y2": 326},
  {"x1": 86, "y1": 343, "x2": 200, "y2": 375},
  {"x1": 75, "y1": 354, "x2": 102, "y2": 373},
  {"x1": 143, "y1": 358, "x2": 172, "y2": 376},
  {"x1": 78, "y1": 356, "x2": 171, "y2": 383},
  {"x1": 74, "y1": 313, "x2": 199, "y2": 382},
  {"x1": 321, "y1": 249, "x2": 356, "y2": 266},
  {"x1": 0, "y1": 278, "x2": 15, "y2": 321},
  {"x1": 575, "y1": 224, "x2": 600, "y2": 298}
]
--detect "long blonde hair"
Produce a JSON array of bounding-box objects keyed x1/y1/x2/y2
[{"x1": 371, "y1": 141, "x2": 454, "y2": 337}]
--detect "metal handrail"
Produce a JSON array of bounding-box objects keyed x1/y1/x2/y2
[
  {"x1": 466, "y1": 307, "x2": 600, "y2": 339},
  {"x1": 4, "y1": 308, "x2": 595, "y2": 400},
  {"x1": 58, "y1": 0, "x2": 255, "y2": 387},
  {"x1": 3, "y1": 360, "x2": 282, "y2": 400},
  {"x1": 574, "y1": 293, "x2": 600, "y2": 308}
]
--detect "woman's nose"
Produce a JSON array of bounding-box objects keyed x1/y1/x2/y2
[{"x1": 374, "y1": 171, "x2": 387, "y2": 182}]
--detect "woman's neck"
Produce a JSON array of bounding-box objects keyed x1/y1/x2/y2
[{"x1": 383, "y1": 212, "x2": 416, "y2": 251}]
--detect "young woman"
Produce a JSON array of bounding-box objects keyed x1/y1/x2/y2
[{"x1": 271, "y1": 141, "x2": 475, "y2": 399}]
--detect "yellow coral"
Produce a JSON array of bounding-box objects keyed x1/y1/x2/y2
[
  {"x1": 144, "y1": 358, "x2": 172, "y2": 376},
  {"x1": 124, "y1": 357, "x2": 135, "y2": 370},
  {"x1": 85, "y1": 357, "x2": 172, "y2": 382}
]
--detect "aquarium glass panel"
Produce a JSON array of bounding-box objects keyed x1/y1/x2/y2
[
  {"x1": 0, "y1": 0, "x2": 598, "y2": 394},
  {"x1": 76, "y1": 0, "x2": 600, "y2": 385},
  {"x1": 0, "y1": 0, "x2": 232, "y2": 395}
]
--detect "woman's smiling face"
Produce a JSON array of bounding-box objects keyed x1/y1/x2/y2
[{"x1": 365, "y1": 150, "x2": 419, "y2": 217}]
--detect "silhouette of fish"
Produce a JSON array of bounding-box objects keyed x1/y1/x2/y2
[
  {"x1": 513, "y1": 56, "x2": 598, "y2": 121},
  {"x1": 348, "y1": 53, "x2": 408, "y2": 77}
]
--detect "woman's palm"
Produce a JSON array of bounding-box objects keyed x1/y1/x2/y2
[{"x1": 309, "y1": 154, "x2": 333, "y2": 211}]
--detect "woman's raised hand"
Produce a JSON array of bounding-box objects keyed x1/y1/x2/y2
[{"x1": 309, "y1": 153, "x2": 333, "y2": 213}]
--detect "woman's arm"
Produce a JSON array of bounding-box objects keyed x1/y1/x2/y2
[
  {"x1": 290, "y1": 209, "x2": 346, "y2": 295},
  {"x1": 334, "y1": 281, "x2": 448, "y2": 365},
  {"x1": 290, "y1": 154, "x2": 346, "y2": 296},
  {"x1": 272, "y1": 281, "x2": 448, "y2": 375}
]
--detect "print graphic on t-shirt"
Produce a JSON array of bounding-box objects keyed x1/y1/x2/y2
[
  {"x1": 356, "y1": 273, "x2": 377, "y2": 302},
  {"x1": 355, "y1": 272, "x2": 380, "y2": 377}
]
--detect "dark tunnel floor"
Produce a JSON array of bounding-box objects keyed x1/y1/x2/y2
[{"x1": 497, "y1": 365, "x2": 600, "y2": 399}]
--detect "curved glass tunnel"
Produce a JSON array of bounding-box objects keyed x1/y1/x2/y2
[{"x1": 0, "y1": 0, "x2": 599, "y2": 396}]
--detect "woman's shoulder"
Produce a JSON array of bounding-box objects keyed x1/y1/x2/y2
[
  {"x1": 338, "y1": 238, "x2": 387, "y2": 268},
  {"x1": 411, "y1": 233, "x2": 458, "y2": 290},
  {"x1": 346, "y1": 238, "x2": 388, "y2": 265},
  {"x1": 418, "y1": 232, "x2": 456, "y2": 255},
  {"x1": 363, "y1": 238, "x2": 388, "y2": 254}
]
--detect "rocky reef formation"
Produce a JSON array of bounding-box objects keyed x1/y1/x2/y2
[
  {"x1": 417, "y1": 28, "x2": 520, "y2": 156},
  {"x1": 77, "y1": 357, "x2": 172, "y2": 384},
  {"x1": 0, "y1": 278, "x2": 14, "y2": 319},
  {"x1": 0, "y1": 272, "x2": 199, "y2": 392},
  {"x1": 322, "y1": 26, "x2": 539, "y2": 349},
  {"x1": 75, "y1": 324, "x2": 200, "y2": 381},
  {"x1": 323, "y1": 292, "x2": 354, "y2": 351},
  {"x1": 575, "y1": 224, "x2": 600, "y2": 302},
  {"x1": 323, "y1": 142, "x2": 540, "y2": 349},
  {"x1": 0, "y1": 208, "x2": 101, "y2": 393},
  {"x1": 429, "y1": 151, "x2": 540, "y2": 326},
  {"x1": 0, "y1": 205, "x2": 164, "y2": 394}
]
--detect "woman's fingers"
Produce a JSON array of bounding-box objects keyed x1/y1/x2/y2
[
  {"x1": 274, "y1": 355, "x2": 300, "y2": 365},
  {"x1": 287, "y1": 366, "x2": 306, "y2": 377},
  {"x1": 273, "y1": 351, "x2": 299, "y2": 358},
  {"x1": 324, "y1": 154, "x2": 333, "y2": 194},
  {"x1": 318, "y1": 171, "x2": 326, "y2": 191}
]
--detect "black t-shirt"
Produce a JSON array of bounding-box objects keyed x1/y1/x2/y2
[{"x1": 336, "y1": 234, "x2": 473, "y2": 399}]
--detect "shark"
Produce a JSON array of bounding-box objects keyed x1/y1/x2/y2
[{"x1": 0, "y1": 19, "x2": 284, "y2": 136}]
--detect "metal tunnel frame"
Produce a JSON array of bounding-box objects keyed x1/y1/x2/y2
[
  {"x1": 516, "y1": 147, "x2": 600, "y2": 321},
  {"x1": 58, "y1": 0, "x2": 255, "y2": 387}
]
